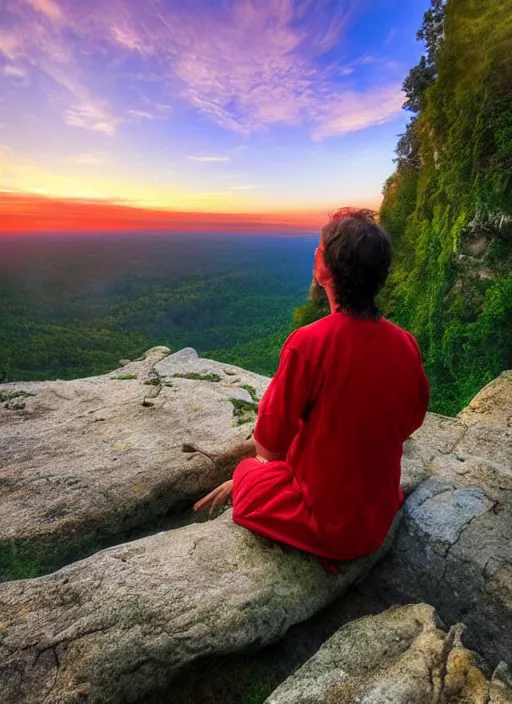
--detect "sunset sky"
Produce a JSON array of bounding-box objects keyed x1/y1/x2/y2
[{"x1": 0, "y1": 0, "x2": 429, "y2": 231}]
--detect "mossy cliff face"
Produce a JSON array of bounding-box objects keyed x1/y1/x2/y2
[
  {"x1": 379, "y1": 0, "x2": 512, "y2": 416},
  {"x1": 295, "y1": 0, "x2": 512, "y2": 417}
]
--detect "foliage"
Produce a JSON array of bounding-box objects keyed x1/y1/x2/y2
[
  {"x1": 293, "y1": 287, "x2": 330, "y2": 330},
  {"x1": 394, "y1": 117, "x2": 422, "y2": 171},
  {"x1": 379, "y1": 0, "x2": 512, "y2": 414},
  {"x1": 292, "y1": 0, "x2": 512, "y2": 416},
  {"x1": 144, "y1": 378, "x2": 162, "y2": 386},
  {"x1": 0, "y1": 545, "x2": 42, "y2": 581},
  {"x1": 204, "y1": 327, "x2": 294, "y2": 377},
  {"x1": 230, "y1": 398, "x2": 259, "y2": 426},
  {"x1": 0, "y1": 235, "x2": 316, "y2": 383},
  {"x1": 403, "y1": 57, "x2": 437, "y2": 114},
  {"x1": 395, "y1": 1, "x2": 446, "y2": 171},
  {"x1": 417, "y1": 0, "x2": 448, "y2": 66},
  {"x1": 173, "y1": 373, "x2": 221, "y2": 382},
  {"x1": 0, "y1": 390, "x2": 34, "y2": 402},
  {"x1": 164, "y1": 652, "x2": 280, "y2": 704},
  {"x1": 241, "y1": 384, "x2": 260, "y2": 403}
]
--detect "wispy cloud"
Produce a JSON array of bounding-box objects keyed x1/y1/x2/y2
[
  {"x1": 25, "y1": 0, "x2": 63, "y2": 23},
  {"x1": 0, "y1": 0, "x2": 403, "y2": 141},
  {"x1": 0, "y1": 1, "x2": 120, "y2": 134},
  {"x1": 116, "y1": 0, "x2": 401, "y2": 139},
  {"x1": 0, "y1": 30, "x2": 20, "y2": 59},
  {"x1": 72, "y1": 153, "x2": 107, "y2": 166},
  {"x1": 230, "y1": 184, "x2": 267, "y2": 191},
  {"x1": 110, "y1": 24, "x2": 147, "y2": 54},
  {"x1": 154, "y1": 103, "x2": 172, "y2": 114},
  {"x1": 2, "y1": 64, "x2": 27, "y2": 78},
  {"x1": 312, "y1": 85, "x2": 404, "y2": 140},
  {"x1": 125, "y1": 105, "x2": 171, "y2": 122},
  {"x1": 65, "y1": 103, "x2": 120, "y2": 135},
  {"x1": 187, "y1": 155, "x2": 231, "y2": 163},
  {"x1": 127, "y1": 109, "x2": 156, "y2": 121}
]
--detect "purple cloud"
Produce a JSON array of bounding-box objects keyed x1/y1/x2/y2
[{"x1": 0, "y1": 0, "x2": 404, "y2": 139}]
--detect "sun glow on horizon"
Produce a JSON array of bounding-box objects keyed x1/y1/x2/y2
[
  {"x1": 0, "y1": 0, "x2": 429, "y2": 231},
  {"x1": 1, "y1": 190, "x2": 362, "y2": 234}
]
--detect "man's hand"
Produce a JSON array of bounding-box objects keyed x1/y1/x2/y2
[{"x1": 193, "y1": 480, "x2": 234, "y2": 518}]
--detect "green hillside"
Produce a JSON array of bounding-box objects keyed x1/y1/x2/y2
[
  {"x1": 0, "y1": 235, "x2": 314, "y2": 382},
  {"x1": 295, "y1": 0, "x2": 512, "y2": 416}
]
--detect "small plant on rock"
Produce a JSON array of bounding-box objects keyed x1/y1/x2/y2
[{"x1": 173, "y1": 372, "x2": 221, "y2": 382}]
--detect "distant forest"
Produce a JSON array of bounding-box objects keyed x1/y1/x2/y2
[
  {"x1": 0, "y1": 234, "x2": 315, "y2": 382},
  {"x1": 2, "y1": 0, "x2": 511, "y2": 418}
]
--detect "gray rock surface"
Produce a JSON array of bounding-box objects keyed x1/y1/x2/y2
[
  {"x1": 264, "y1": 604, "x2": 512, "y2": 704},
  {"x1": 458, "y1": 371, "x2": 512, "y2": 428},
  {"x1": 360, "y1": 374, "x2": 512, "y2": 669},
  {"x1": 1, "y1": 347, "x2": 511, "y2": 702},
  {"x1": 0, "y1": 347, "x2": 268, "y2": 579},
  {"x1": 0, "y1": 511, "x2": 400, "y2": 704}
]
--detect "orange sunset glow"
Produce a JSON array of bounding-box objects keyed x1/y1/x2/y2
[
  {"x1": 0, "y1": 0, "x2": 428, "y2": 234},
  {"x1": 0, "y1": 192, "x2": 337, "y2": 233}
]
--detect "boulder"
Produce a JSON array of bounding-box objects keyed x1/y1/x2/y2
[
  {"x1": 0, "y1": 347, "x2": 269, "y2": 580},
  {"x1": 0, "y1": 510, "x2": 400, "y2": 704},
  {"x1": 361, "y1": 373, "x2": 512, "y2": 668},
  {"x1": 2, "y1": 346, "x2": 511, "y2": 702},
  {"x1": 458, "y1": 371, "x2": 512, "y2": 428},
  {"x1": 264, "y1": 604, "x2": 512, "y2": 704}
]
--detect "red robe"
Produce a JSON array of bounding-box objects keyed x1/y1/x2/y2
[{"x1": 232, "y1": 312, "x2": 430, "y2": 562}]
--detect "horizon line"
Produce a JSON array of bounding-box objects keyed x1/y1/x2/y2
[{"x1": 0, "y1": 191, "x2": 379, "y2": 234}]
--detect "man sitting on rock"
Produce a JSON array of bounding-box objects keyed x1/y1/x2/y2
[{"x1": 194, "y1": 208, "x2": 430, "y2": 570}]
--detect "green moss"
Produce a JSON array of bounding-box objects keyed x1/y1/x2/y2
[
  {"x1": 241, "y1": 384, "x2": 260, "y2": 403},
  {"x1": 241, "y1": 679, "x2": 275, "y2": 704},
  {"x1": 144, "y1": 378, "x2": 162, "y2": 386},
  {"x1": 165, "y1": 651, "x2": 281, "y2": 704},
  {"x1": 295, "y1": 0, "x2": 512, "y2": 417},
  {"x1": 0, "y1": 390, "x2": 35, "y2": 402},
  {"x1": 173, "y1": 372, "x2": 221, "y2": 382},
  {"x1": 114, "y1": 374, "x2": 137, "y2": 380},
  {"x1": 0, "y1": 546, "x2": 42, "y2": 580},
  {"x1": 230, "y1": 398, "x2": 258, "y2": 425},
  {"x1": 0, "y1": 492, "x2": 194, "y2": 582},
  {"x1": 0, "y1": 539, "x2": 89, "y2": 582}
]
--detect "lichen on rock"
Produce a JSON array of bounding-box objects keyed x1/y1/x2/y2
[{"x1": 264, "y1": 604, "x2": 512, "y2": 704}]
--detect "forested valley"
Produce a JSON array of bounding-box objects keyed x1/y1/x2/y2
[
  {"x1": 0, "y1": 234, "x2": 315, "y2": 382},
  {"x1": 2, "y1": 0, "x2": 511, "y2": 417}
]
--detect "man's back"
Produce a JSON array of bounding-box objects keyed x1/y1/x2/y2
[
  {"x1": 226, "y1": 210, "x2": 430, "y2": 563},
  {"x1": 249, "y1": 312, "x2": 430, "y2": 560}
]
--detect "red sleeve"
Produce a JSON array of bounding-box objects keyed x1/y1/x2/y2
[
  {"x1": 253, "y1": 334, "x2": 311, "y2": 455},
  {"x1": 412, "y1": 365, "x2": 430, "y2": 432},
  {"x1": 406, "y1": 332, "x2": 430, "y2": 435}
]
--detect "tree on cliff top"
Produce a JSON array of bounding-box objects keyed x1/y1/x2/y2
[
  {"x1": 379, "y1": 0, "x2": 512, "y2": 414},
  {"x1": 295, "y1": 0, "x2": 512, "y2": 415}
]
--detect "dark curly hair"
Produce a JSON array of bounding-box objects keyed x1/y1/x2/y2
[{"x1": 321, "y1": 207, "x2": 392, "y2": 320}]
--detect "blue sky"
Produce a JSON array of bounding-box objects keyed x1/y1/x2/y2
[{"x1": 0, "y1": 0, "x2": 429, "y2": 220}]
